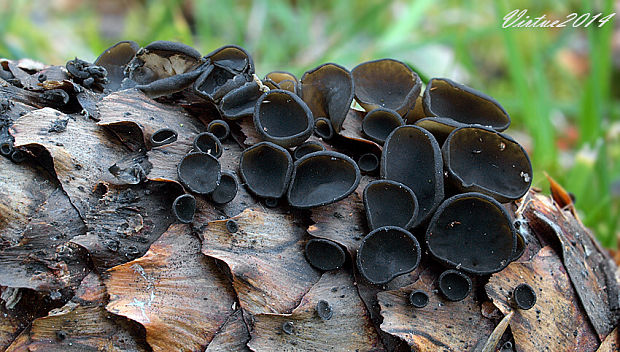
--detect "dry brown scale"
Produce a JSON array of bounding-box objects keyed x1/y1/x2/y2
[{"x1": 0, "y1": 41, "x2": 618, "y2": 351}]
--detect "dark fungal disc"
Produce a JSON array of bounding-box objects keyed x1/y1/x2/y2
[
  {"x1": 150, "y1": 128, "x2": 178, "y2": 147},
  {"x1": 352, "y1": 58, "x2": 422, "y2": 116},
  {"x1": 254, "y1": 89, "x2": 314, "y2": 148},
  {"x1": 316, "y1": 300, "x2": 334, "y2": 320},
  {"x1": 207, "y1": 119, "x2": 230, "y2": 141},
  {"x1": 172, "y1": 193, "x2": 196, "y2": 224},
  {"x1": 357, "y1": 153, "x2": 379, "y2": 173},
  {"x1": 314, "y1": 117, "x2": 334, "y2": 140},
  {"x1": 438, "y1": 269, "x2": 472, "y2": 302},
  {"x1": 288, "y1": 151, "x2": 361, "y2": 209},
  {"x1": 264, "y1": 197, "x2": 279, "y2": 208},
  {"x1": 265, "y1": 71, "x2": 299, "y2": 94},
  {"x1": 305, "y1": 238, "x2": 346, "y2": 271},
  {"x1": 194, "y1": 64, "x2": 247, "y2": 103},
  {"x1": 226, "y1": 219, "x2": 238, "y2": 233},
  {"x1": 423, "y1": 78, "x2": 510, "y2": 131},
  {"x1": 10, "y1": 149, "x2": 27, "y2": 163},
  {"x1": 293, "y1": 141, "x2": 325, "y2": 160},
  {"x1": 177, "y1": 152, "x2": 221, "y2": 195},
  {"x1": 301, "y1": 63, "x2": 354, "y2": 133},
  {"x1": 356, "y1": 226, "x2": 421, "y2": 285},
  {"x1": 361, "y1": 107, "x2": 404, "y2": 145},
  {"x1": 414, "y1": 117, "x2": 459, "y2": 146},
  {"x1": 409, "y1": 289, "x2": 429, "y2": 308},
  {"x1": 239, "y1": 141, "x2": 293, "y2": 199},
  {"x1": 425, "y1": 192, "x2": 516, "y2": 275},
  {"x1": 282, "y1": 321, "x2": 294, "y2": 335},
  {"x1": 512, "y1": 283, "x2": 537, "y2": 310},
  {"x1": 193, "y1": 132, "x2": 223, "y2": 158},
  {"x1": 206, "y1": 44, "x2": 254, "y2": 74},
  {"x1": 94, "y1": 40, "x2": 140, "y2": 91},
  {"x1": 219, "y1": 81, "x2": 263, "y2": 120},
  {"x1": 442, "y1": 126, "x2": 532, "y2": 203},
  {"x1": 210, "y1": 171, "x2": 238, "y2": 204},
  {"x1": 381, "y1": 125, "x2": 444, "y2": 226},
  {"x1": 0, "y1": 140, "x2": 13, "y2": 156},
  {"x1": 363, "y1": 180, "x2": 419, "y2": 231}
]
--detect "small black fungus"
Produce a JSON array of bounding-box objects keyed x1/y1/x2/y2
[
  {"x1": 409, "y1": 289, "x2": 429, "y2": 308},
  {"x1": 301, "y1": 63, "x2": 354, "y2": 133},
  {"x1": 177, "y1": 152, "x2": 221, "y2": 194},
  {"x1": 193, "y1": 132, "x2": 223, "y2": 158},
  {"x1": 10, "y1": 149, "x2": 27, "y2": 163},
  {"x1": 512, "y1": 283, "x2": 536, "y2": 310},
  {"x1": 438, "y1": 269, "x2": 472, "y2": 302},
  {"x1": 48, "y1": 118, "x2": 69, "y2": 133},
  {"x1": 316, "y1": 300, "x2": 334, "y2": 320},
  {"x1": 194, "y1": 64, "x2": 246, "y2": 103},
  {"x1": 265, "y1": 71, "x2": 299, "y2": 94},
  {"x1": 207, "y1": 119, "x2": 230, "y2": 141},
  {"x1": 357, "y1": 153, "x2": 379, "y2": 174},
  {"x1": 150, "y1": 128, "x2": 178, "y2": 147},
  {"x1": 288, "y1": 151, "x2": 361, "y2": 209},
  {"x1": 172, "y1": 193, "x2": 196, "y2": 224},
  {"x1": 0, "y1": 140, "x2": 14, "y2": 157},
  {"x1": 226, "y1": 219, "x2": 239, "y2": 233},
  {"x1": 206, "y1": 44, "x2": 254, "y2": 74},
  {"x1": 363, "y1": 180, "x2": 419, "y2": 230},
  {"x1": 381, "y1": 125, "x2": 444, "y2": 226},
  {"x1": 264, "y1": 197, "x2": 279, "y2": 208},
  {"x1": 125, "y1": 245, "x2": 140, "y2": 258},
  {"x1": 240, "y1": 142, "x2": 293, "y2": 199},
  {"x1": 293, "y1": 141, "x2": 325, "y2": 160},
  {"x1": 361, "y1": 108, "x2": 404, "y2": 145},
  {"x1": 442, "y1": 126, "x2": 532, "y2": 203},
  {"x1": 282, "y1": 321, "x2": 294, "y2": 335},
  {"x1": 352, "y1": 58, "x2": 422, "y2": 116},
  {"x1": 220, "y1": 81, "x2": 263, "y2": 120},
  {"x1": 94, "y1": 40, "x2": 140, "y2": 91},
  {"x1": 56, "y1": 330, "x2": 68, "y2": 341},
  {"x1": 423, "y1": 77, "x2": 510, "y2": 131},
  {"x1": 314, "y1": 117, "x2": 334, "y2": 140},
  {"x1": 414, "y1": 117, "x2": 459, "y2": 146},
  {"x1": 254, "y1": 89, "x2": 314, "y2": 148},
  {"x1": 356, "y1": 226, "x2": 421, "y2": 285},
  {"x1": 426, "y1": 192, "x2": 516, "y2": 275},
  {"x1": 66, "y1": 58, "x2": 108, "y2": 89},
  {"x1": 41, "y1": 89, "x2": 70, "y2": 106},
  {"x1": 305, "y1": 238, "x2": 346, "y2": 271},
  {"x1": 211, "y1": 171, "x2": 238, "y2": 204}
]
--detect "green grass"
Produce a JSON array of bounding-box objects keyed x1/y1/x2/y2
[{"x1": 1, "y1": 0, "x2": 618, "y2": 248}]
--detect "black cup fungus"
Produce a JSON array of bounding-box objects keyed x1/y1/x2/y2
[
  {"x1": 193, "y1": 132, "x2": 223, "y2": 159},
  {"x1": 356, "y1": 226, "x2": 421, "y2": 285},
  {"x1": 150, "y1": 128, "x2": 178, "y2": 147},
  {"x1": 442, "y1": 125, "x2": 533, "y2": 203},
  {"x1": 438, "y1": 269, "x2": 472, "y2": 302},
  {"x1": 10, "y1": 149, "x2": 27, "y2": 163},
  {"x1": 293, "y1": 141, "x2": 325, "y2": 160},
  {"x1": 426, "y1": 192, "x2": 516, "y2": 275},
  {"x1": 301, "y1": 63, "x2": 354, "y2": 133},
  {"x1": 316, "y1": 300, "x2": 334, "y2": 320},
  {"x1": 219, "y1": 81, "x2": 263, "y2": 120},
  {"x1": 361, "y1": 107, "x2": 404, "y2": 145},
  {"x1": 177, "y1": 152, "x2": 221, "y2": 195},
  {"x1": 414, "y1": 117, "x2": 459, "y2": 146},
  {"x1": 206, "y1": 44, "x2": 254, "y2": 74},
  {"x1": 352, "y1": 58, "x2": 422, "y2": 116},
  {"x1": 226, "y1": 219, "x2": 239, "y2": 233},
  {"x1": 314, "y1": 117, "x2": 334, "y2": 140},
  {"x1": 95, "y1": 40, "x2": 140, "y2": 91},
  {"x1": 381, "y1": 125, "x2": 444, "y2": 226},
  {"x1": 253, "y1": 89, "x2": 314, "y2": 148},
  {"x1": 305, "y1": 238, "x2": 346, "y2": 271},
  {"x1": 207, "y1": 119, "x2": 230, "y2": 141},
  {"x1": 357, "y1": 153, "x2": 379, "y2": 174},
  {"x1": 194, "y1": 64, "x2": 247, "y2": 103},
  {"x1": 409, "y1": 289, "x2": 429, "y2": 308},
  {"x1": 265, "y1": 71, "x2": 299, "y2": 95},
  {"x1": 363, "y1": 180, "x2": 419, "y2": 230},
  {"x1": 239, "y1": 141, "x2": 293, "y2": 199},
  {"x1": 172, "y1": 193, "x2": 196, "y2": 224},
  {"x1": 288, "y1": 151, "x2": 361, "y2": 208},
  {"x1": 282, "y1": 321, "x2": 294, "y2": 335},
  {"x1": 211, "y1": 171, "x2": 238, "y2": 204},
  {"x1": 512, "y1": 283, "x2": 536, "y2": 310},
  {"x1": 0, "y1": 140, "x2": 13, "y2": 156},
  {"x1": 423, "y1": 78, "x2": 510, "y2": 131}
]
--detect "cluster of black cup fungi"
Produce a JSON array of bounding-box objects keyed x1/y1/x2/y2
[{"x1": 1, "y1": 40, "x2": 537, "y2": 310}]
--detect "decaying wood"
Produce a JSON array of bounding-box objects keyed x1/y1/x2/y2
[
  {"x1": 205, "y1": 310, "x2": 251, "y2": 352},
  {"x1": 105, "y1": 224, "x2": 237, "y2": 352}
]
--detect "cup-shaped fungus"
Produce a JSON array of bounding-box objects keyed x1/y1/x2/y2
[
  {"x1": 414, "y1": 117, "x2": 459, "y2": 146},
  {"x1": 314, "y1": 117, "x2": 334, "y2": 140},
  {"x1": 94, "y1": 40, "x2": 140, "y2": 91},
  {"x1": 304, "y1": 238, "x2": 346, "y2": 271},
  {"x1": 288, "y1": 151, "x2": 361, "y2": 208},
  {"x1": 363, "y1": 180, "x2": 419, "y2": 230},
  {"x1": 409, "y1": 289, "x2": 429, "y2": 308},
  {"x1": 193, "y1": 132, "x2": 223, "y2": 159},
  {"x1": 512, "y1": 283, "x2": 537, "y2": 310},
  {"x1": 194, "y1": 65, "x2": 247, "y2": 103},
  {"x1": 177, "y1": 152, "x2": 221, "y2": 195},
  {"x1": 239, "y1": 142, "x2": 293, "y2": 199},
  {"x1": 219, "y1": 81, "x2": 263, "y2": 120},
  {"x1": 352, "y1": 58, "x2": 422, "y2": 116},
  {"x1": 426, "y1": 192, "x2": 516, "y2": 275},
  {"x1": 316, "y1": 300, "x2": 334, "y2": 320},
  {"x1": 265, "y1": 71, "x2": 299, "y2": 95},
  {"x1": 361, "y1": 108, "x2": 404, "y2": 145},
  {"x1": 206, "y1": 44, "x2": 255, "y2": 74},
  {"x1": 422, "y1": 78, "x2": 510, "y2": 131},
  {"x1": 210, "y1": 171, "x2": 238, "y2": 204},
  {"x1": 172, "y1": 193, "x2": 196, "y2": 223},
  {"x1": 293, "y1": 141, "x2": 325, "y2": 160},
  {"x1": 301, "y1": 63, "x2": 354, "y2": 133},
  {"x1": 442, "y1": 126, "x2": 532, "y2": 203},
  {"x1": 381, "y1": 125, "x2": 444, "y2": 226},
  {"x1": 206, "y1": 120, "x2": 230, "y2": 141},
  {"x1": 357, "y1": 153, "x2": 379, "y2": 174},
  {"x1": 129, "y1": 40, "x2": 202, "y2": 85},
  {"x1": 438, "y1": 269, "x2": 472, "y2": 301},
  {"x1": 150, "y1": 128, "x2": 178, "y2": 147},
  {"x1": 356, "y1": 226, "x2": 421, "y2": 285},
  {"x1": 253, "y1": 89, "x2": 314, "y2": 148}
]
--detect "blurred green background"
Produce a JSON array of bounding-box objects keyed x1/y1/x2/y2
[{"x1": 1, "y1": 0, "x2": 619, "y2": 249}]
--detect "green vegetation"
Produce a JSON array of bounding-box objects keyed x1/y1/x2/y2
[{"x1": 1, "y1": 0, "x2": 618, "y2": 248}]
